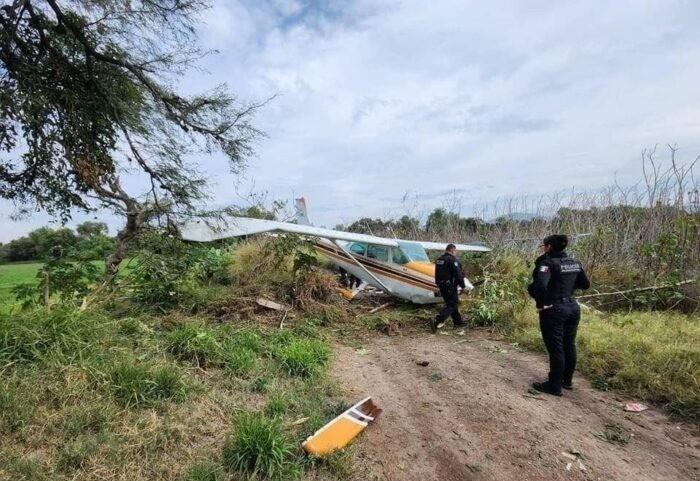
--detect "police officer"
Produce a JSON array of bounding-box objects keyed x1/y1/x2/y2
[
  {"x1": 431, "y1": 244, "x2": 466, "y2": 333},
  {"x1": 528, "y1": 235, "x2": 590, "y2": 396}
]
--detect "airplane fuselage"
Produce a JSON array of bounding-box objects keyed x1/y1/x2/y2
[{"x1": 313, "y1": 239, "x2": 443, "y2": 304}]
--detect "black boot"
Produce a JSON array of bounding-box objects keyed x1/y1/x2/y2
[{"x1": 531, "y1": 381, "x2": 562, "y2": 397}]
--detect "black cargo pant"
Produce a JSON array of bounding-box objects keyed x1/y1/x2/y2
[
  {"x1": 539, "y1": 301, "x2": 580, "y2": 391},
  {"x1": 436, "y1": 282, "x2": 463, "y2": 326}
]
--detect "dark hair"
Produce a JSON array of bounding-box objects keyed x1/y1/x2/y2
[
  {"x1": 543, "y1": 235, "x2": 568, "y2": 252},
  {"x1": 446, "y1": 243, "x2": 456, "y2": 251}
]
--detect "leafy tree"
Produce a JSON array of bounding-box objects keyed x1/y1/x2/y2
[
  {"x1": 345, "y1": 217, "x2": 393, "y2": 235},
  {"x1": 74, "y1": 221, "x2": 114, "y2": 260},
  {"x1": 393, "y1": 215, "x2": 421, "y2": 237},
  {"x1": 28, "y1": 227, "x2": 78, "y2": 259},
  {"x1": 0, "y1": 1, "x2": 262, "y2": 275},
  {"x1": 1, "y1": 235, "x2": 37, "y2": 261},
  {"x1": 426, "y1": 208, "x2": 480, "y2": 235},
  {"x1": 76, "y1": 221, "x2": 108, "y2": 238}
]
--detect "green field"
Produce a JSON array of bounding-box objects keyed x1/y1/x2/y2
[
  {"x1": 0, "y1": 261, "x2": 114, "y2": 308},
  {"x1": 0, "y1": 262, "x2": 43, "y2": 305}
]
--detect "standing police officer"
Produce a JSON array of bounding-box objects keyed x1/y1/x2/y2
[
  {"x1": 528, "y1": 235, "x2": 590, "y2": 396},
  {"x1": 431, "y1": 244, "x2": 466, "y2": 333}
]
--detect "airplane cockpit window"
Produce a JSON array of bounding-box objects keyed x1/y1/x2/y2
[
  {"x1": 366, "y1": 244, "x2": 389, "y2": 262},
  {"x1": 398, "y1": 241, "x2": 430, "y2": 262},
  {"x1": 390, "y1": 247, "x2": 410, "y2": 264},
  {"x1": 349, "y1": 242, "x2": 366, "y2": 256}
]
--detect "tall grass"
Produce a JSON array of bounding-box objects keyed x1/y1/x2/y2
[
  {"x1": 513, "y1": 310, "x2": 699, "y2": 420},
  {"x1": 0, "y1": 307, "x2": 102, "y2": 365}
]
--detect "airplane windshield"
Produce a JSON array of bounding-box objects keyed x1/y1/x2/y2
[{"x1": 398, "y1": 242, "x2": 430, "y2": 262}]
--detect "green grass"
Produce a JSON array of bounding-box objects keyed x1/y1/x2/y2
[
  {"x1": 166, "y1": 321, "x2": 220, "y2": 367},
  {"x1": 55, "y1": 435, "x2": 100, "y2": 473},
  {"x1": 274, "y1": 338, "x2": 330, "y2": 378},
  {"x1": 513, "y1": 309, "x2": 700, "y2": 420},
  {"x1": 0, "y1": 307, "x2": 102, "y2": 365},
  {"x1": 108, "y1": 362, "x2": 188, "y2": 408},
  {"x1": 183, "y1": 461, "x2": 224, "y2": 481},
  {"x1": 0, "y1": 305, "x2": 350, "y2": 480},
  {"x1": 0, "y1": 376, "x2": 33, "y2": 433},
  {"x1": 0, "y1": 260, "x2": 129, "y2": 309},
  {"x1": 222, "y1": 411, "x2": 297, "y2": 480},
  {"x1": 0, "y1": 261, "x2": 43, "y2": 305}
]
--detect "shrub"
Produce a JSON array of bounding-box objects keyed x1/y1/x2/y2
[
  {"x1": 126, "y1": 233, "x2": 238, "y2": 311},
  {"x1": 125, "y1": 232, "x2": 201, "y2": 310},
  {"x1": 229, "y1": 236, "x2": 320, "y2": 300},
  {"x1": 166, "y1": 322, "x2": 220, "y2": 367},
  {"x1": 109, "y1": 362, "x2": 187, "y2": 408},
  {"x1": 465, "y1": 251, "x2": 530, "y2": 330},
  {"x1": 12, "y1": 257, "x2": 101, "y2": 308},
  {"x1": 275, "y1": 338, "x2": 329, "y2": 377},
  {"x1": 191, "y1": 247, "x2": 234, "y2": 286},
  {"x1": 222, "y1": 412, "x2": 297, "y2": 480}
]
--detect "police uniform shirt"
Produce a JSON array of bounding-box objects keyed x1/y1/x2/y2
[
  {"x1": 435, "y1": 252, "x2": 466, "y2": 289},
  {"x1": 531, "y1": 251, "x2": 590, "y2": 307}
]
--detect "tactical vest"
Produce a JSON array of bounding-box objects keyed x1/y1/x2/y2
[{"x1": 545, "y1": 256, "x2": 584, "y2": 302}]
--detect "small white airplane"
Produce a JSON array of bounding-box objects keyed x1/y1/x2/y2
[{"x1": 180, "y1": 199, "x2": 490, "y2": 304}]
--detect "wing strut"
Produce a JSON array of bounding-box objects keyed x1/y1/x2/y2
[{"x1": 332, "y1": 240, "x2": 393, "y2": 295}]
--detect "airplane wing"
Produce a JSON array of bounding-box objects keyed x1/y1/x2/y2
[
  {"x1": 417, "y1": 241, "x2": 491, "y2": 252},
  {"x1": 180, "y1": 217, "x2": 399, "y2": 247},
  {"x1": 181, "y1": 217, "x2": 492, "y2": 252}
]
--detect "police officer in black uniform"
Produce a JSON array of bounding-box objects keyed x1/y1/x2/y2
[
  {"x1": 528, "y1": 235, "x2": 590, "y2": 396},
  {"x1": 430, "y1": 244, "x2": 466, "y2": 333}
]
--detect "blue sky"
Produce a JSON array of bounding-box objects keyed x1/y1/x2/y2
[{"x1": 2, "y1": 0, "x2": 700, "y2": 241}]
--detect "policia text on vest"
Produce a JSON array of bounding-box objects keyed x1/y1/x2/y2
[{"x1": 528, "y1": 235, "x2": 590, "y2": 396}]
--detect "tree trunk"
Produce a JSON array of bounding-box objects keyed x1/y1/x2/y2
[{"x1": 105, "y1": 209, "x2": 144, "y2": 276}]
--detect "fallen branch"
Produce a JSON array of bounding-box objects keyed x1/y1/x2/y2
[
  {"x1": 577, "y1": 279, "x2": 696, "y2": 299},
  {"x1": 369, "y1": 302, "x2": 391, "y2": 314}
]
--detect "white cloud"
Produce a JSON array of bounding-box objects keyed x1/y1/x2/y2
[{"x1": 3, "y1": 0, "x2": 700, "y2": 240}]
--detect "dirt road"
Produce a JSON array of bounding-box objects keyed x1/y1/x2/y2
[{"x1": 332, "y1": 331, "x2": 698, "y2": 481}]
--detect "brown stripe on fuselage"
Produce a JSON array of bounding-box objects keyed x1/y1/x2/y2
[{"x1": 313, "y1": 242, "x2": 437, "y2": 292}]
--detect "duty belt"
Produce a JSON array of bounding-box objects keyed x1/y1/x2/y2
[{"x1": 552, "y1": 297, "x2": 575, "y2": 304}]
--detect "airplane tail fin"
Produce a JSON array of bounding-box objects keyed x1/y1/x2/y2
[{"x1": 294, "y1": 197, "x2": 312, "y2": 225}]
